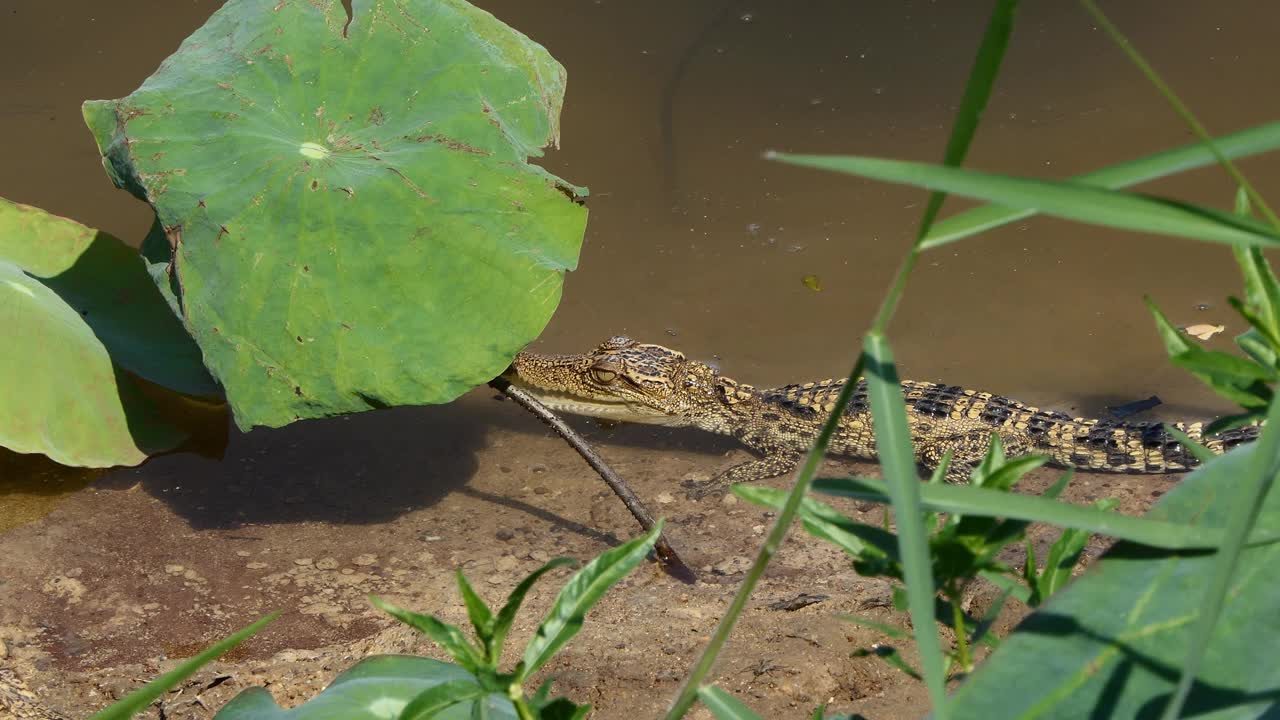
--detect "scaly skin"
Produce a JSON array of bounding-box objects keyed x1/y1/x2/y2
[{"x1": 504, "y1": 336, "x2": 1259, "y2": 497}]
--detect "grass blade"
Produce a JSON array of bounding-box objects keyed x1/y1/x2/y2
[
  {"x1": 812, "y1": 476, "x2": 1275, "y2": 549},
  {"x1": 1080, "y1": 0, "x2": 1280, "y2": 231},
  {"x1": 674, "y1": 2, "x2": 1019, "y2": 716},
  {"x1": 696, "y1": 686, "x2": 765, "y2": 720},
  {"x1": 767, "y1": 153, "x2": 1280, "y2": 248},
  {"x1": 518, "y1": 524, "x2": 659, "y2": 681},
  {"x1": 665, "y1": 355, "x2": 871, "y2": 720},
  {"x1": 1161, "y1": 394, "x2": 1280, "y2": 719},
  {"x1": 863, "y1": 334, "x2": 949, "y2": 711},
  {"x1": 920, "y1": 121, "x2": 1280, "y2": 249},
  {"x1": 88, "y1": 612, "x2": 278, "y2": 720}
]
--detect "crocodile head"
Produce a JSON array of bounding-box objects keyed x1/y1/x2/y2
[{"x1": 504, "y1": 336, "x2": 731, "y2": 427}]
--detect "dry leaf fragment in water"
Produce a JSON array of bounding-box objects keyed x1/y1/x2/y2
[{"x1": 1182, "y1": 323, "x2": 1225, "y2": 341}]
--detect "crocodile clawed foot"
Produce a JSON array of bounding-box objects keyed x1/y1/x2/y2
[{"x1": 681, "y1": 477, "x2": 723, "y2": 500}]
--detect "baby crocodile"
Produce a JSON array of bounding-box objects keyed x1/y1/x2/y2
[{"x1": 504, "y1": 336, "x2": 1258, "y2": 497}]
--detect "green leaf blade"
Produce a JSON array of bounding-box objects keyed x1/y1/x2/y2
[
  {"x1": 812, "y1": 476, "x2": 1251, "y2": 550},
  {"x1": 768, "y1": 153, "x2": 1280, "y2": 248},
  {"x1": 862, "y1": 334, "x2": 949, "y2": 712},
  {"x1": 920, "y1": 120, "x2": 1280, "y2": 249}
]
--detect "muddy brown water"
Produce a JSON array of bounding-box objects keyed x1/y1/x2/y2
[{"x1": 2, "y1": 1, "x2": 1279, "y2": 718}]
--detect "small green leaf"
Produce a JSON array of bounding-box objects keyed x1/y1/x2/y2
[
  {"x1": 1037, "y1": 498, "x2": 1117, "y2": 600},
  {"x1": 517, "y1": 525, "x2": 660, "y2": 682},
  {"x1": 696, "y1": 686, "x2": 765, "y2": 720},
  {"x1": 490, "y1": 557, "x2": 577, "y2": 667},
  {"x1": 454, "y1": 571, "x2": 495, "y2": 662},
  {"x1": 1145, "y1": 296, "x2": 1196, "y2": 356},
  {"x1": 370, "y1": 596, "x2": 486, "y2": 673},
  {"x1": 90, "y1": 612, "x2": 277, "y2": 720},
  {"x1": 1234, "y1": 326, "x2": 1278, "y2": 368},
  {"x1": 1230, "y1": 244, "x2": 1280, "y2": 341}
]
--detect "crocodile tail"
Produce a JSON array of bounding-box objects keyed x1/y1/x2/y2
[{"x1": 1044, "y1": 418, "x2": 1261, "y2": 473}]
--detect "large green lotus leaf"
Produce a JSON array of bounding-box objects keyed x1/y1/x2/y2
[
  {"x1": 214, "y1": 655, "x2": 517, "y2": 719},
  {"x1": 0, "y1": 198, "x2": 218, "y2": 396},
  {"x1": 946, "y1": 445, "x2": 1280, "y2": 719},
  {"x1": 0, "y1": 259, "x2": 183, "y2": 467},
  {"x1": 82, "y1": 0, "x2": 588, "y2": 429}
]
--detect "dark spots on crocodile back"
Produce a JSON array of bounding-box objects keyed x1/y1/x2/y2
[
  {"x1": 979, "y1": 402, "x2": 1015, "y2": 424},
  {"x1": 1139, "y1": 422, "x2": 1172, "y2": 448},
  {"x1": 777, "y1": 399, "x2": 820, "y2": 418},
  {"x1": 911, "y1": 398, "x2": 953, "y2": 419},
  {"x1": 762, "y1": 412, "x2": 782, "y2": 422},
  {"x1": 1070, "y1": 452, "x2": 1093, "y2": 467},
  {"x1": 1083, "y1": 423, "x2": 1126, "y2": 448},
  {"x1": 1107, "y1": 449, "x2": 1138, "y2": 467},
  {"x1": 844, "y1": 381, "x2": 870, "y2": 414},
  {"x1": 905, "y1": 383, "x2": 966, "y2": 419},
  {"x1": 1026, "y1": 411, "x2": 1070, "y2": 436}
]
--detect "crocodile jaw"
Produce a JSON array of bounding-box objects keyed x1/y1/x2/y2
[
  {"x1": 502, "y1": 378, "x2": 691, "y2": 426},
  {"x1": 512, "y1": 386, "x2": 690, "y2": 426}
]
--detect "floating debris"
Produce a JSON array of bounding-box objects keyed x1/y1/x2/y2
[
  {"x1": 801, "y1": 274, "x2": 822, "y2": 292},
  {"x1": 1107, "y1": 395, "x2": 1162, "y2": 420},
  {"x1": 1183, "y1": 323, "x2": 1225, "y2": 341}
]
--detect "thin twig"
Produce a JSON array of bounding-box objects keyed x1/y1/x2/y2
[{"x1": 490, "y1": 377, "x2": 692, "y2": 579}]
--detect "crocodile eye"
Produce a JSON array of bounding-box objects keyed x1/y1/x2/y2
[{"x1": 590, "y1": 367, "x2": 618, "y2": 384}]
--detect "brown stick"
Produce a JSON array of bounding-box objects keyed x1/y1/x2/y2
[{"x1": 490, "y1": 377, "x2": 692, "y2": 578}]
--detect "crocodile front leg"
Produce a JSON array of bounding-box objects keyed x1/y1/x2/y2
[{"x1": 682, "y1": 452, "x2": 802, "y2": 499}]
